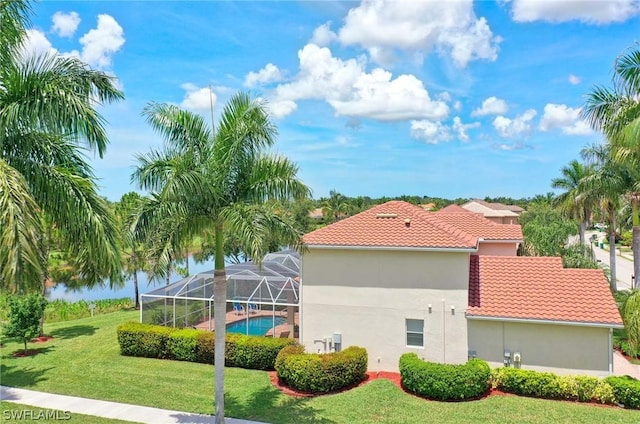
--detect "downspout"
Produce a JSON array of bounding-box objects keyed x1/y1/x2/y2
[{"x1": 609, "y1": 327, "x2": 613, "y2": 375}]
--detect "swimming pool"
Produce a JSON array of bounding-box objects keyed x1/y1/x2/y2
[{"x1": 226, "y1": 316, "x2": 286, "y2": 336}]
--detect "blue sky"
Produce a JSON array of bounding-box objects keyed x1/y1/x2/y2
[{"x1": 25, "y1": 1, "x2": 640, "y2": 201}]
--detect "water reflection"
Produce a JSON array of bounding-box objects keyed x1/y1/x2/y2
[{"x1": 48, "y1": 257, "x2": 214, "y2": 302}]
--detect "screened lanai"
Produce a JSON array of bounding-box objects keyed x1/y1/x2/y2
[{"x1": 140, "y1": 250, "x2": 300, "y2": 338}]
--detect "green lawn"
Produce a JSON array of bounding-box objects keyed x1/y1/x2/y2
[
  {"x1": 0, "y1": 402, "x2": 131, "y2": 423},
  {"x1": 0, "y1": 310, "x2": 637, "y2": 423}
]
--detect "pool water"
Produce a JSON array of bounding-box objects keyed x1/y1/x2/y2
[{"x1": 226, "y1": 316, "x2": 287, "y2": 336}]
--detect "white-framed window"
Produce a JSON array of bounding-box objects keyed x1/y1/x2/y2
[{"x1": 406, "y1": 318, "x2": 424, "y2": 347}]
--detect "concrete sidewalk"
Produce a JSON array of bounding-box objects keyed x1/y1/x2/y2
[{"x1": 0, "y1": 386, "x2": 268, "y2": 424}]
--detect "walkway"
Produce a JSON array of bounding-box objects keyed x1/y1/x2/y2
[
  {"x1": 613, "y1": 351, "x2": 640, "y2": 378},
  {"x1": 587, "y1": 230, "x2": 635, "y2": 291},
  {"x1": 0, "y1": 386, "x2": 268, "y2": 424}
]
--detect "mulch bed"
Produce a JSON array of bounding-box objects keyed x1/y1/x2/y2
[
  {"x1": 269, "y1": 370, "x2": 404, "y2": 398},
  {"x1": 12, "y1": 349, "x2": 43, "y2": 358},
  {"x1": 31, "y1": 336, "x2": 54, "y2": 343}
]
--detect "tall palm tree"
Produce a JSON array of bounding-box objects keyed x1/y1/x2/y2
[
  {"x1": 583, "y1": 45, "x2": 640, "y2": 287},
  {"x1": 581, "y1": 143, "x2": 632, "y2": 291},
  {"x1": 321, "y1": 189, "x2": 352, "y2": 223},
  {"x1": 0, "y1": 0, "x2": 124, "y2": 293},
  {"x1": 551, "y1": 160, "x2": 595, "y2": 246},
  {"x1": 115, "y1": 192, "x2": 149, "y2": 309},
  {"x1": 132, "y1": 92, "x2": 310, "y2": 423}
]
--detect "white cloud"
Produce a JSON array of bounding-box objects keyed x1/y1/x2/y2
[
  {"x1": 492, "y1": 109, "x2": 537, "y2": 138},
  {"x1": 20, "y1": 29, "x2": 58, "y2": 58},
  {"x1": 180, "y1": 83, "x2": 217, "y2": 111},
  {"x1": 539, "y1": 103, "x2": 592, "y2": 135},
  {"x1": 336, "y1": 0, "x2": 500, "y2": 68},
  {"x1": 453, "y1": 100, "x2": 462, "y2": 111},
  {"x1": 267, "y1": 99, "x2": 298, "y2": 119},
  {"x1": 472, "y1": 96, "x2": 508, "y2": 117},
  {"x1": 310, "y1": 22, "x2": 337, "y2": 46},
  {"x1": 452, "y1": 117, "x2": 480, "y2": 142},
  {"x1": 568, "y1": 74, "x2": 581, "y2": 85},
  {"x1": 51, "y1": 11, "x2": 80, "y2": 38},
  {"x1": 510, "y1": 0, "x2": 640, "y2": 24},
  {"x1": 244, "y1": 63, "x2": 284, "y2": 88},
  {"x1": 410, "y1": 120, "x2": 452, "y2": 144},
  {"x1": 74, "y1": 14, "x2": 125, "y2": 68},
  {"x1": 271, "y1": 43, "x2": 449, "y2": 121}
]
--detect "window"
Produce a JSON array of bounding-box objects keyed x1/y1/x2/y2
[{"x1": 406, "y1": 319, "x2": 424, "y2": 347}]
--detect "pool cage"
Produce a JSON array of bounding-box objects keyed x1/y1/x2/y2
[{"x1": 140, "y1": 250, "x2": 300, "y2": 338}]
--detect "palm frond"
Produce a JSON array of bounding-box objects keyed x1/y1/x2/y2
[{"x1": 0, "y1": 159, "x2": 44, "y2": 293}]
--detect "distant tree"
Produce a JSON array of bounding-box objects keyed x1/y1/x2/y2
[
  {"x1": 551, "y1": 160, "x2": 596, "y2": 245},
  {"x1": 3, "y1": 294, "x2": 47, "y2": 353},
  {"x1": 115, "y1": 192, "x2": 148, "y2": 309},
  {"x1": 321, "y1": 190, "x2": 352, "y2": 223},
  {"x1": 520, "y1": 203, "x2": 578, "y2": 256}
]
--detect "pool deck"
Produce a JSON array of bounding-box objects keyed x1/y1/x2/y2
[{"x1": 194, "y1": 309, "x2": 299, "y2": 338}]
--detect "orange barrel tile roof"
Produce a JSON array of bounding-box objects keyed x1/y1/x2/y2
[
  {"x1": 433, "y1": 204, "x2": 523, "y2": 240},
  {"x1": 467, "y1": 255, "x2": 623, "y2": 326},
  {"x1": 303, "y1": 201, "x2": 478, "y2": 249}
]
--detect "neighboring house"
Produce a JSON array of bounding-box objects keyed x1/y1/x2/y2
[
  {"x1": 434, "y1": 204, "x2": 522, "y2": 256},
  {"x1": 300, "y1": 200, "x2": 622, "y2": 376},
  {"x1": 461, "y1": 199, "x2": 524, "y2": 224},
  {"x1": 309, "y1": 207, "x2": 324, "y2": 220}
]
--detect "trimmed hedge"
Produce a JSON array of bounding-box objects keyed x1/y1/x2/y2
[
  {"x1": 399, "y1": 353, "x2": 491, "y2": 400},
  {"x1": 117, "y1": 322, "x2": 296, "y2": 370},
  {"x1": 275, "y1": 345, "x2": 367, "y2": 393},
  {"x1": 604, "y1": 376, "x2": 640, "y2": 409},
  {"x1": 117, "y1": 322, "x2": 174, "y2": 358},
  {"x1": 492, "y1": 368, "x2": 616, "y2": 405}
]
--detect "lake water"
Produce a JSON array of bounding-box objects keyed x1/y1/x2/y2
[{"x1": 48, "y1": 257, "x2": 214, "y2": 302}]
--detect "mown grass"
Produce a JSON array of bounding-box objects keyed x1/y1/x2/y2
[
  {"x1": 0, "y1": 402, "x2": 132, "y2": 423},
  {"x1": 0, "y1": 310, "x2": 637, "y2": 423}
]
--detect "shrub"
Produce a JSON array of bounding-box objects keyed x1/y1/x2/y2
[
  {"x1": 492, "y1": 368, "x2": 616, "y2": 404},
  {"x1": 226, "y1": 333, "x2": 296, "y2": 370},
  {"x1": 117, "y1": 322, "x2": 295, "y2": 370},
  {"x1": 275, "y1": 346, "x2": 367, "y2": 393},
  {"x1": 167, "y1": 328, "x2": 200, "y2": 361},
  {"x1": 117, "y1": 322, "x2": 175, "y2": 358},
  {"x1": 399, "y1": 354, "x2": 490, "y2": 401},
  {"x1": 195, "y1": 331, "x2": 215, "y2": 364},
  {"x1": 604, "y1": 375, "x2": 640, "y2": 409},
  {"x1": 2, "y1": 294, "x2": 48, "y2": 353}
]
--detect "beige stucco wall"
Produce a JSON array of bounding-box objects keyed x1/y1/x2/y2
[
  {"x1": 467, "y1": 319, "x2": 612, "y2": 376},
  {"x1": 477, "y1": 242, "x2": 519, "y2": 256},
  {"x1": 301, "y1": 248, "x2": 471, "y2": 371}
]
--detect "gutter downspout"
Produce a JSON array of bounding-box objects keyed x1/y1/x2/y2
[{"x1": 609, "y1": 327, "x2": 613, "y2": 375}]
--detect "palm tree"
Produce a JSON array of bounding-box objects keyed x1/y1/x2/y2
[
  {"x1": 321, "y1": 190, "x2": 352, "y2": 223},
  {"x1": 115, "y1": 192, "x2": 149, "y2": 309},
  {"x1": 0, "y1": 0, "x2": 124, "y2": 293},
  {"x1": 132, "y1": 92, "x2": 309, "y2": 423},
  {"x1": 581, "y1": 143, "x2": 632, "y2": 291},
  {"x1": 551, "y1": 160, "x2": 595, "y2": 246},
  {"x1": 583, "y1": 45, "x2": 640, "y2": 288}
]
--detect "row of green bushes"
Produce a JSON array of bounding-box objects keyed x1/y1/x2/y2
[
  {"x1": 399, "y1": 353, "x2": 491, "y2": 400},
  {"x1": 275, "y1": 345, "x2": 368, "y2": 393},
  {"x1": 117, "y1": 322, "x2": 295, "y2": 370},
  {"x1": 492, "y1": 367, "x2": 616, "y2": 404}
]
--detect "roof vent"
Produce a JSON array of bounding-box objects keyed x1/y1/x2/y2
[
  {"x1": 405, "y1": 218, "x2": 411, "y2": 227},
  {"x1": 376, "y1": 213, "x2": 398, "y2": 219}
]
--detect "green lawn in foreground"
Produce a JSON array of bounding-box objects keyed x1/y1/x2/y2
[
  {"x1": 0, "y1": 310, "x2": 637, "y2": 423},
  {"x1": 0, "y1": 402, "x2": 132, "y2": 423}
]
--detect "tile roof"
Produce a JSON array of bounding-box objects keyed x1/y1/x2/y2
[
  {"x1": 461, "y1": 201, "x2": 520, "y2": 218},
  {"x1": 303, "y1": 201, "x2": 478, "y2": 249},
  {"x1": 434, "y1": 205, "x2": 523, "y2": 241},
  {"x1": 467, "y1": 255, "x2": 622, "y2": 326}
]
